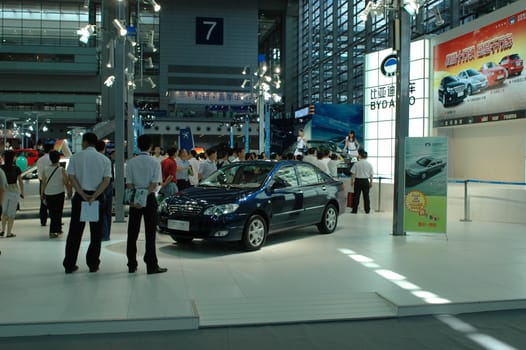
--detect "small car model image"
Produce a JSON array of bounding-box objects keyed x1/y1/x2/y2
[
  {"x1": 157, "y1": 160, "x2": 346, "y2": 251},
  {"x1": 438, "y1": 75, "x2": 466, "y2": 107},
  {"x1": 406, "y1": 156, "x2": 446, "y2": 180},
  {"x1": 479, "y1": 62, "x2": 507, "y2": 87},
  {"x1": 456, "y1": 68, "x2": 488, "y2": 95},
  {"x1": 499, "y1": 53, "x2": 523, "y2": 76}
]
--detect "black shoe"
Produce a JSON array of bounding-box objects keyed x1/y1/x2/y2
[
  {"x1": 89, "y1": 267, "x2": 99, "y2": 273},
  {"x1": 65, "y1": 265, "x2": 79, "y2": 274},
  {"x1": 147, "y1": 267, "x2": 168, "y2": 274},
  {"x1": 128, "y1": 267, "x2": 137, "y2": 273},
  {"x1": 0, "y1": 231, "x2": 4, "y2": 237}
]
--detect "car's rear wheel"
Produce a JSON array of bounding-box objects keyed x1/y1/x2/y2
[
  {"x1": 317, "y1": 203, "x2": 338, "y2": 234},
  {"x1": 241, "y1": 214, "x2": 267, "y2": 251},
  {"x1": 170, "y1": 235, "x2": 193, "y2": 244}
]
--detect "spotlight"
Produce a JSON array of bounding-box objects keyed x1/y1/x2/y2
[
  {"x1": 150, "y1": 0, "x2": 161, "y2": 12},
  {"x1": 145, "y1": 56, "x2": 154, "y2": 68},
  {"x1": 242, "y1": 65, "x2": 249, "y2": 75},
  {"x1": 241, "y1": 79, "x2": 249, "y2": 88},
  {"x1": 127, "y1": 52, "x2": 138, "y2": 63},
  {"x1": 433, "y1": 7, "x2": 445, "y2": 26},
  {"x1": 104, "y1": 75, "x2": 116, "y2": 87},
  {"x1": 112, "y1": 19, "x2": 127, "y2": 36},
  {"x1": 83, "y1": 0, "x2": 90, "y2": 9},
  {"x1": 77, "y1": 24, "x2": 94, "y2": 44},
  {"x1": 146, "y1": 77, "x2": 156, "y2": 88},
  {"x1": 127, "y1": 36, "x2": 137, "y2": 46},
  {"x1": 106, "y1": 40, "x2": 114, "y2": 68},
  {"x1": 147, "y1": 30, "x2": 157, "y2": 52}
]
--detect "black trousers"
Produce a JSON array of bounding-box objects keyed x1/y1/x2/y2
[
  {"x1": 63, "y1": 192, "x2": 104, "y2": 271},
  {"x1": 46, "y1": 192, "x2": 65, "y2": 234},
  {"x1": 177, "y1": 179, "x2": 191, "y2": 191},
  {"x1": 126, "y1": 193, "x2": 159, "y2": 270},
  {"x1": 39, "y1": 180, "x2": 48, "y2": 226},
  {"x1": 352, "y1": 178, "x2": 371, "y2": 213}
]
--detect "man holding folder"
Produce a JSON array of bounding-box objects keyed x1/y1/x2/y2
[{"x1": 63, "y1": 132, "x2": 112, "y2": 274}]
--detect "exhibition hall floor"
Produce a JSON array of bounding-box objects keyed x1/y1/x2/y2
[{"x1": 1, "y1": 205, "x2": 526, "y2": 340}]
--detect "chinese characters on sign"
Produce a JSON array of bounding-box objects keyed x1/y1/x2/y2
[{"x1": 369, "y1": 82, "x2": 417, "y2": 110}]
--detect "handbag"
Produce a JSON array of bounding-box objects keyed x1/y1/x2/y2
[{"x1": 42, "y1": 167, "x2": 60, "y2": 206}]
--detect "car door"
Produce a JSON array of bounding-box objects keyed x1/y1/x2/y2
[
  {"x1": 296, "y1": 163, "x2": 327, "y2": 224},
  {"x1": 268, "y1": 165, "x2": 303, "y2": 231}
]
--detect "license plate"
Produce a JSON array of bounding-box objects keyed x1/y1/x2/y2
[
  {"x1": 497, "y1": 75, "x2": 504, "y2": 79},
  {"x1": 458, "y1": 91, "x2": 464, "y2": 97},
  {"x1": 168, "y1": 219, "x2": 190, "y2": 231}
]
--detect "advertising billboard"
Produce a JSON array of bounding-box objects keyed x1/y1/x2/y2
[{"x1": 433, "y1": 9, "x2": 526, "y2": 127}]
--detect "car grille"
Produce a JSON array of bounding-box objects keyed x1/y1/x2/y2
[
  {"x1": 166, "y1": 203, "x2": 204, "y2": 216},
  {"x1": 454, "y1": 85, "x2": 464, "y2": 94}
]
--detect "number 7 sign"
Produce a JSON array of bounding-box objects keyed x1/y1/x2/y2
[{"x1": 196, "y1": 17, "x2": 224, "y2": 45}]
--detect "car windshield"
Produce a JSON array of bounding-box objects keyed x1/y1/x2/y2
[
  {"x1": 416, "y1": 157, "x2": 432, "y2": 166},
  {"x1": 510, "y1": 54, "x2": 521, "y2": 60},
  {"x1": 466, "y1": 69, "x2": 480, "y2": 76},
  {"x1": 200, "y1": 162, "x2": 275, "y2": 189},
  {"x1": 443, "y1": 76, "x2": 455, "y2": 84}
]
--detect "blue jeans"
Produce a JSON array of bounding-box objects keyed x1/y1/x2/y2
[{"x1": 160, "y1": 182, "x2": 178, "y2": 197}]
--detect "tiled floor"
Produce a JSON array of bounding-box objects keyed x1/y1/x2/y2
[{"x1": 1, "y1": 201, "x2": 526, "y2": 337}]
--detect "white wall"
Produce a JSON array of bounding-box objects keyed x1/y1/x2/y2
[{"x1": 435, "y1": 119, "x2": 526, "y2": 182}]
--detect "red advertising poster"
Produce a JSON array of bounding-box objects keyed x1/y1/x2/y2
[{"x1": 433, "y1": 10, "x2": 526, "y2": 127}]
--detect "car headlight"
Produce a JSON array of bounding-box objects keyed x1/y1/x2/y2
[
  {"x1": 204, "y1": 204, "x2": 239, "y2": 216},
  {"x1": 158, "y1": 200, "x2": 167, "y2": 213}
]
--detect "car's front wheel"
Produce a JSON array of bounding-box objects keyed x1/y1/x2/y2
[
  {"x1": 317, "y1": 203, "x2": 338, "y2": 234},
  {"x1": 241, "y1": 214, "x2": 267, "y2": 251},
  {"x1": 466, "y1": 84, "x2": 473, "y2": 95}
]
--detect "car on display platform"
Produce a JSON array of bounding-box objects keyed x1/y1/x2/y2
[
  {"x1": 438, "y1": 75, "x2": 466, "y2": 107},
  {"x1": 157, "y1": 160, "x2": 346, "y2": 251},
  {"x1": 456, "y1": 68, "x2": 488, "y2": 95},
  {"x1": 499, "y1": 53, "x2": 523, "y2": 77},
  {"x1": 406, "y1": 156, "x2": 446, "y2": 180},
  {"x1": 479, "y1": 62, "x2": 508, "y2": 87}
]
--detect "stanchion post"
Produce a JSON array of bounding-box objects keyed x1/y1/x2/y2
[
  {"x1": 375, "y1": 176, "x2": 383, "y2": 212},
  {"x1": 460, "y1": 179, "x2": 472, "y2": 222}
]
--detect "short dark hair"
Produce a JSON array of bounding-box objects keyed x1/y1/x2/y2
[
  {"x1": 206, "y1": 148, "x2": 217, "y2": 157},
  {"x1": 166, "y1": 147, "x2": 177, "y2": 157},
  {"x1": 137, "y1": 134, "x2": 152, "y2": 152},
  {"x1": 49, "y1": 150, "x2": 60, "y2": 163},
  {"x1": 43, "y1": 143, "x2": 54, "y2": 153},
  {"x1": 82, "y1": 132, "x2": 98, "y2": 146},
  {"x1": 95, "y1": 140, "x2": 106, "y2": 153}
]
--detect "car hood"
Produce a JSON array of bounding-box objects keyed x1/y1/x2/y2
[
  {"x1": 165, "y1": 186, "x2": 255, "y2": 206},
  {"x1": 407, "y1": 163, "x2": 426, "y2": 173},
  {"x1": 445, "y1": 81, "x2": 464, "y2": 88}
]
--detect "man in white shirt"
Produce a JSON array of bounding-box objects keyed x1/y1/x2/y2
[
  {"x1": 36, "y1": 143, "x2": 53, "y2": 226},
  {"x1": 63, "y1": 132, "x2": 112, "y2": 274},
  {"x1": 351, "y1": 150, "x2": 374, "y2": 214},
  {"x1": 125, "y1": 134, "x2": 167, "y2": 274}
]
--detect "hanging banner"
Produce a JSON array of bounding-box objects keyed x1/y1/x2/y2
[
  {"x1": 179, "y1": 127, "x2": 194, "y2": 151},
  {"x1": 404, "y1": 137, "x2": 448, "y2": 233}
]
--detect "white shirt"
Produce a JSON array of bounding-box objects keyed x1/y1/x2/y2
[
  {"x1": 188, "y1": 157, "x2": 200, "y2": 186},
  {"x1": 351, "y1": 159, "x2": 374, "y2": 179},
  {"x1": 36, "y1": 153, "x2": 52, "y2": 180},
  {"x1": 317, "y1": 157, "x2": 331, "y2": 174},
  {"x1": 67, "y1": 147, "x2": 112, "y2": 191},
  {"x1": 43, "y1": 165, "x2": 67, "y2": 195},
  {"x1": 126, "y1": 152, "x2": 162, "y2": 189}
]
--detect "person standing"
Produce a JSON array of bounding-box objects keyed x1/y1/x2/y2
[
  {"x1": 175, "y1": 148, "x2": 191, "y2": 191},
  {"x1": 41, "y1": 150, "x2": 72, "y2": 238},
  {"x1": 36, "y1": 143, "x2": 54, "y2": 226},
  {"x1": 96, "y1": 140, "x2": 113, "y2": 241},
  {"x1": 351, "y1": 150, "x2": 374, "y2": 214},
  {"x1": 0, "y1": 167, "x2": 6, "y2": 254},
  {"x1": 63, "y1": 132, "x2": 111, "y2": 274},
  {"x1": 159, "y1": 147, "x2": 178, "y2": 197},
  {"x1": 125, "y1": 134, "x2": 167, "y2": 274},
  {"x1": 343, "y1": 130, "x2": 360, "y2": 159},
  {"x1": 0, "y1": 151, "x2": 24, "y2": 238},
  {"x1": 294, "y1": 128, "x2": 308, "y2": 157},
  {"x1": 198, "y1": 148, "x2": 217, "y2": 181},
  {"x1": 188, "y1": 150, "x2": 200, "y2": 187}
]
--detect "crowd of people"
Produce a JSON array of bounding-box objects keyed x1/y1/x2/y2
[{"x1": 0, "y1": 129, "x2": 374, "y2": 263}]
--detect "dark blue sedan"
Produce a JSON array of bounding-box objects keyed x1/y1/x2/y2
[{"x1": 157, "y1": 160, "x2": 346, "y2": 251}]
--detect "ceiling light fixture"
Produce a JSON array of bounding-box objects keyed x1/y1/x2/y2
[
  {"x1": 112, "y1": 18, "x2": 127, "y2": 36},
  {"x1": 127, "y1": 52, "x2": 138, "y2": 63},
  {"x1": 104, "y1": 75, "x2": 116, "y2": 87},
  {"x1": 149, "y1": 0, "x2": 161, "y2": 12},
  {"x1": 106, "y1": 40, "x2": 115, "y2": 68},
  {"x1": 77, "y1": 24, "x2": 94, "y2": 44},
  {"x1": 145, "y1": 57, "x2": 154, "y2": 68},
  {"x1": 147, "y1": 30, "x2": 157, "y2": 52}
]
